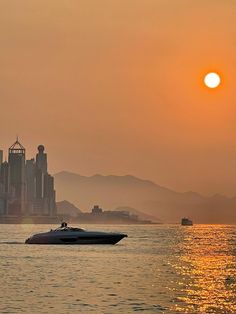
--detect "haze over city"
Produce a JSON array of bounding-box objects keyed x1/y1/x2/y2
[
  {"x1": 1, "y1": 1, "x2": 236, "y2": 196},
  {"x1": 2, "y1": 2, "x2": 236, "y2": 314}
]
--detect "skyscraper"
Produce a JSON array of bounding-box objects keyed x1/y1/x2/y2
[
  {"x1": 0, "y1": 139, "x2": 57, "y2": 217},
  {"x1": 43, "y1": 173, "x2": 56, "y2": 216},
  {"x1": 0, "y1": 151, "x2": 6, "y2": 215},
  {"x1": 8, "y1": 139, "x2": 26, "y2": 215},
  {"x1": 0, "y1": 161, "x2": 9, "y2": 194},
  {"x1": 33, "y1": 145, "x2": 56, "y2": 215},
  {"x1": 0, "y1": 150, "x2": 3, "y2": 170},
  {"x1": 26, "y1": 158, "x2": 36, "y2": 214},
  {"x1": 35, "y1": 145, "x2": 47, "y2": 200},
  {"x1": 36, "y1": 145, "x2": 47, "y2": 173}
]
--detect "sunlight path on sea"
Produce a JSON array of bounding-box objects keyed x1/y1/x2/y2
[{"x1": 0, "y1": 224, "x2": 235, "y2": 313}]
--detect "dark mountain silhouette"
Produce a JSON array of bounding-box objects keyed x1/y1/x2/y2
[{"x1": 54, "y1": 171, "x2": 236, "y2": 224}]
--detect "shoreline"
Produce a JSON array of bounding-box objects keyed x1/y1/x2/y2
[{"x1": 0, "y1": 215, "x2": 159, "y2": 225}]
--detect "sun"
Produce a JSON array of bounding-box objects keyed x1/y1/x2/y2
[{"x1": 204, "y1": 72, "x2": 221, "y2": 89}]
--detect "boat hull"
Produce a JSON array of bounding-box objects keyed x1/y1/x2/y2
[{"x1": 25, "y1": 233, "x2": 127, "y2": 245}]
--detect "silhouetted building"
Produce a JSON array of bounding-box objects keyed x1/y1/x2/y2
[
  {"x1": 0, "y1": 150, "x2": 3, "y2": 171},
  {"x1": 0, "y1": 157, "x2": 7, "y2": 215},
  {"x1": 35, "y1": 145, "x2": 47, "y2": 202},
  {"x1": 36, "y1": 145, "x2": 47, "y2": 173},
  {"x1": 8, "y1": 140, "x2": 26, "y2": 215},
  {"x1": 26, "y1": 158, "x2": 36, "y2": 213},
  {"x1": 74, "y1": 205, "x2": 145, "y2": 224},
  {"x1": 43, "y1": 173, "x2": 56, "y2": 215},
  {"x1": 0, "y1": 161, "x2": 9, "y2": 194},
  {"x1": 0, "y1": 139, "x2": 57, "y2": 217},
  {"x1": 92, "y1": 205, "x2": 103, "y2": 214}
]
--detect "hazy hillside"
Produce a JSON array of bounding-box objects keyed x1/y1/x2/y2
[
  {"x1": 56, "y1": 200, "x2": 82, "y2": 217},
  {"x1": 54, "y1": 171, "x2": 236, "y2": 223},
  {"x1": 114, "y1": 206, "x2": 160, "y2": 223}
]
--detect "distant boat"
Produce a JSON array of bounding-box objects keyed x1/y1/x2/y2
[
  {"x1": 181, "y1": 217, "x2": 193, "y2": 226},
  {"x1": 25, "y1": 222, "x2": 127, "y2": 245}
]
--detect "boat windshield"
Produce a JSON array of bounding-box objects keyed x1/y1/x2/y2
[{"x1": 53, "y1": 227, "x2": 85, "y2": 232}]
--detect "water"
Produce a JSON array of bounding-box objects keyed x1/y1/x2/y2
[{"x1": 0, "y1": 224, "x2": 235, "y2": 313}]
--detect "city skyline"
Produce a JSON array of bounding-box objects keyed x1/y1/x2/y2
[
  {"x1": 1, "y1": 3, "x2": 236, "y2": 314},
  {"x1": 0, "y1": 138, "x2": 56, "y2": 216}
]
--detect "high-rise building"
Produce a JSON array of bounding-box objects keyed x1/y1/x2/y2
[
  {"x1": 26, "y1": 159, "x2": 36, "y2": 200},
  {"x1": 43, "y1": 173, "x2": 56, "y2": 216},
  {"x1": 8, "y1": 140, "x2": 26, "y2": 215},
  {"x1": 33, "y1": 144, "x2": 56, "y2": 215},
  {"x1": 0, "y1": 151, "x2": 6, "y2": 215},
  {"x1": 0, "y1": 161, "x2": 9, "y2": 193},
  {"x1": 0, "y1": 150, "x2": 3, "y2": 170},
  {"x1": 0, "y1": 139, "x2": 57, "y2": 217},
  {"x1": 36, "y1": 145, "x2": 47, "y2": 173},
  {"x1": 26, "y1": 158, "x2": 36, "y2": 214},
  {"x1": 0, "y1": 149, "x2": 3, "y2": 196},
  {"x1": 35, "y1": 145, "x2": 47, "y2": 199}
]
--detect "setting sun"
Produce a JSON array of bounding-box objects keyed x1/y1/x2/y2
[{"x1": 204, "y1": 72, "x2": 221, "y2": 89}]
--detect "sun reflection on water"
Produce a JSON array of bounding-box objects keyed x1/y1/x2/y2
[{"x1": 170, "y1": 225, "x2": 236, "y2": 313}]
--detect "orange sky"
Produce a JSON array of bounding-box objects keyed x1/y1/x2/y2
[{"x1": 1, "y1": 1, "x2": 236, "y2": 195}]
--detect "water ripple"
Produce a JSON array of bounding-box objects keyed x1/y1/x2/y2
[{"x1": 0, "y1": 224, "x2": 235, "y2": 313}]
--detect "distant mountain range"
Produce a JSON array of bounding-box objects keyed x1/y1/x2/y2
[
  {"x1": 54, "y1": 171, "x2": 236, "y2": 223},
  {"x1": 56, "y1": 201, "x2": 157, "y2": 223}
]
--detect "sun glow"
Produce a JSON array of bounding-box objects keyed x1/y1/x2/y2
[{"x1": 204, "y1": 72, "x2": 221, "y2": 89}]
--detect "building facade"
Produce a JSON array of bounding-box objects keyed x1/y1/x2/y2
[{"x1": 0, "y1": 139, "x2": 56, "y2": 216}]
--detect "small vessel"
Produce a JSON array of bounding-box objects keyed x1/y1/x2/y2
[
  {"x1": 181, "y1": 217, "x2": 193, "y2": 226},
  {"x1": 25, "y1": 222, "x2": 127, "y2": 245}
]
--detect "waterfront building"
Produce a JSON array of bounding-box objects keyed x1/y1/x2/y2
[
  {"x1": 92, "y1": 205, "x2": 103, "y2": 214},
  {"x1": 36, "y1": 145, "x2": 47, "y2": 173},
  {"x1": 0, "y1": 150, "x2": 2, "y2": 170},
  {"x1": 35, "y1": 145, "x2": 47, "y2": 201},
  {"x1": 0, "y1": 161, "x2": 9, "y2": 194},
  {"x1": 26, "y1": 158, "x2": 36, "y2": 214},
  {"x1": 0, "y1": 151, "x2": 6, "y2": 215},
  {"x1": 0, "y1": 161, "x2": 9, "y2": 214},
  {"x1": 0, "y1": 139, "x2": 57, "y2": 217},
  {"x1": 8, "y1": 140, "x2": 26, "y2": 215}
]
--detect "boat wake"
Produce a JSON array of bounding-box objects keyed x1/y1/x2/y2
[{"x1": 0, "y1": 241, "x2": 24, "y2": 245}]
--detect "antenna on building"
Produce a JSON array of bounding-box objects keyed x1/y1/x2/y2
[{"x1": 9, "y1": 138, "x2": 25, "y2": 154}]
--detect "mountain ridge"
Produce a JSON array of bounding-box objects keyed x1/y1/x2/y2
[{"x1": 54, "y1": 171, "x2": 236, "y2": 223}]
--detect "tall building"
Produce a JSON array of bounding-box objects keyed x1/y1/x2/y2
[
  {"x1": 0, "y1": 139, "x2": 57, "y2": 217},
  {"x1": 36, "y1": 145, "x2": 47, "y2": 173},
  {"x1": 35, "y1": 145, "x2": 47, "y2": 200},
  {"x1": 33, "y1": 144, "x2": 56, "y2": 215},
  {"x1": 0, "y1": 149, "x2": 3, "y2": 198},
  {"x1": 8, "y1": 140, "x2": 26, "y2": 215},
  {"x1": 0, "y1": 150, "x2": 6, "y2": 215},
  {"x1": 26, "y1": 158, "x2": 36, "y2": 213},
  {"x1": 0, "y1": 150, "x2": 3, "y2": 170},
  {"x1": 43, "y1": 173, "x2": 56, "y2": 216},
  {"x1": 0, "y1": 161, "x2": 9, "y2": 194}
]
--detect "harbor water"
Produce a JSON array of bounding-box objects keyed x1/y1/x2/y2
[{"x1": 0, "y1": 224, "x2": 235, "y2": 313}]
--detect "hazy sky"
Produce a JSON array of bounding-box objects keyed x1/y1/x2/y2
[{"x1": 1, "y1": 1, "x2": 236, "y2": 195}]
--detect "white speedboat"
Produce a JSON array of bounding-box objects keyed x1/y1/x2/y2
[{"x1": 25, "y1": 222, "x2": 127, "y2": 245}]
